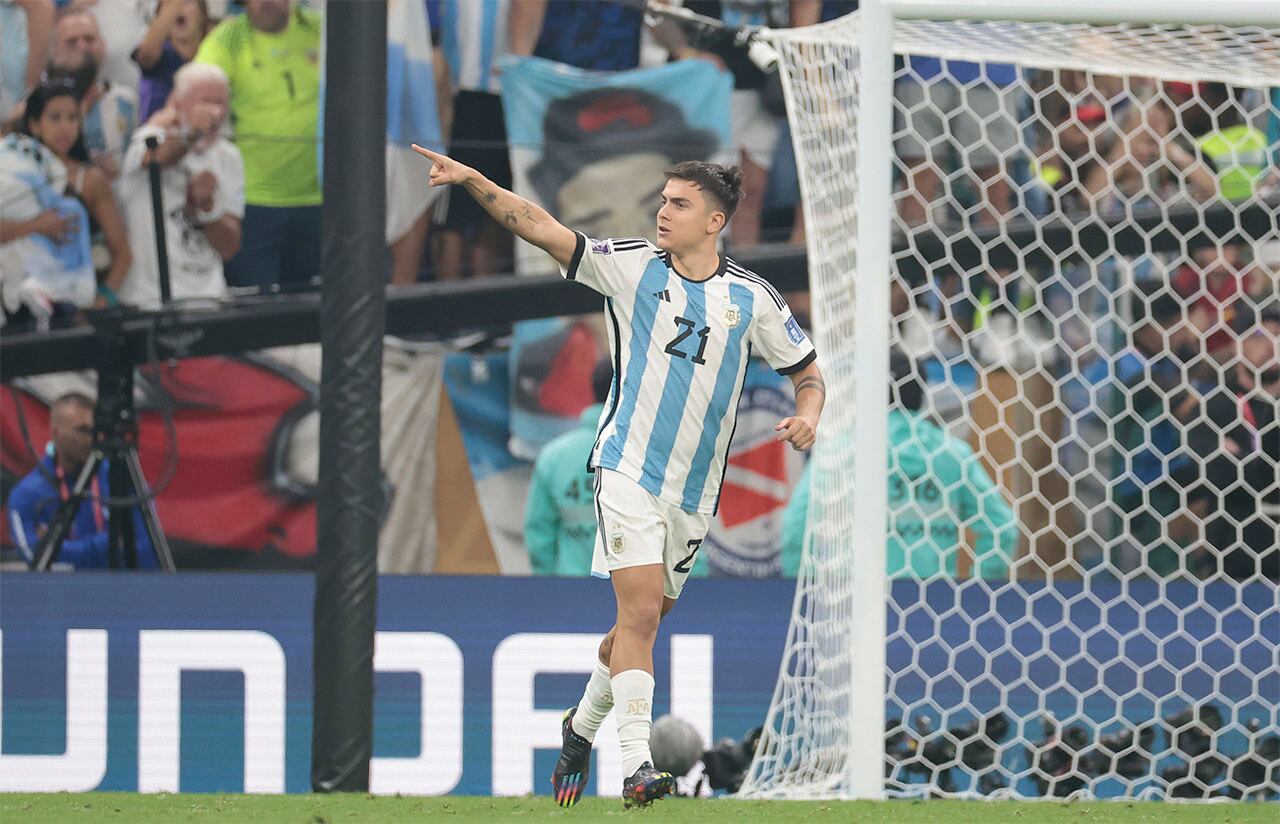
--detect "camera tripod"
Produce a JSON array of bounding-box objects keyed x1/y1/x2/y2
[
  {"x1": 31, "y1": 134, "x2": 179, "y2": 571},
  {"x1": 31, "y1": 309, "x2": 175, "y2": 571}
]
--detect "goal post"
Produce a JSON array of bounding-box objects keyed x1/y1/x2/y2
[
  {"x1": 744, "y1": 1, "x2": 1280, "y2": 802},
  {"x1": 848, "y1": 0, "x2": 894, "y2": 801}
]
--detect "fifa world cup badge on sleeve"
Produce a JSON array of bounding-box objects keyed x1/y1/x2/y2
[
  {"x1": 785, "y1": 316, "x2": 806, "y2": 345},
  {"x1": 591, "y1": 239, "x2": 611, "y2": 255},
  {"x1": 723, "y1": 304, "x2": 741, "y2": 328}
]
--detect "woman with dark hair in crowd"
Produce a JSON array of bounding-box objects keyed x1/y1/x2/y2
[
  {"x1": 17, "y1": 77, "x2": 132, "y2": 309},
  {"x1": 1, "y1": 79, "x2": 88, "y2": 327}
]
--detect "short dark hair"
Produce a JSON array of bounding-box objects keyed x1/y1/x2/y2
[
  {"x1": 665, "y1": 161, "x2": 743, "y2": 219},
  {"x1": 591, "y1": 358, "x2": 614, "y2": 405}
]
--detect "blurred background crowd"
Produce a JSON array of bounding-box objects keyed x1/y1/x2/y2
[
  {"x1": 1, "y1": 0, "x2": 1277, "y2": 585},
  {"x1": 0, "y1": 0, "x2": 849, "y2": 321}
]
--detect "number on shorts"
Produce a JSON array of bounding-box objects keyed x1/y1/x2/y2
[{"x1": 674, "y1": 539, "x2": 702, "y2": 574}]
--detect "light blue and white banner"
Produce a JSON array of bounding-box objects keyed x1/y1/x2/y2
[
  {"x1": 384, "y1": 0, "x2": 445, "y2": 243},
  {"x1": 498, "y1": 56, "x2": 732, "y2": 458},
  {"x1": 319, "y1": 0, "x2": 445, "y2": 242}
]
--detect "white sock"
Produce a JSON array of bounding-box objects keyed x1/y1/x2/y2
[
  {"x1": 570, "y1": 659, "x2": 614, "y2": 742},
  {"x1": 612, "y1": 669, "x2": 655, "y2": 776}
]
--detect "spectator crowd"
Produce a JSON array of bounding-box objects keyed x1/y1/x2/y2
[
  {"x1": 0, "y1": 0, "x2": 1276, "y2": 583},
  {"x1": 0, "y1": 0, "x2": 837, "y2": 328}
]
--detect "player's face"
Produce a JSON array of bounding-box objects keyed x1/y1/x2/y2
[
  {"x1": 557, "y1": 152, "x2": 668, "y2": 241},
  {"x1": 656, "y1": 177, "x2": 723, "y2": 253}
]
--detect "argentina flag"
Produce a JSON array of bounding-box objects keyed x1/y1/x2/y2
[
  {"x1": 385, "y1": 0, "x2": 446, "y2": 244},
  {"x1": 319, "y1": 0, "x2": 445, "y2": 243}
]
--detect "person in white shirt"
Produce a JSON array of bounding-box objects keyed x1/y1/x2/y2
[
  {"x1": 117, "y1": 62, "x2": 243, "y2": 309},
  {"x1": 413, "y1": 143, "x2": 824, "y2": 807}
]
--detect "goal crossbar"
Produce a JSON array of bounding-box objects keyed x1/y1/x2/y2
[{"x1": 885, "y1": 0, "x2": 1280, "y2": 29}]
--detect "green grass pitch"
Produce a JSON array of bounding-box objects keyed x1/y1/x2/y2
[{"x1": 1, "y1": 794, "x2": 1277, "y2": 824}]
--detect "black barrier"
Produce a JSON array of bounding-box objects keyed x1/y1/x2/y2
[
  {"x1": 0, "y1": 246, "x2": 808, "y2": 379},
  {"x1": 1, "y1": 200, "x2": 1274, "y2": 380},
  {"x1": 310, "y1": 0, "x2": 385, "y2": 794}
]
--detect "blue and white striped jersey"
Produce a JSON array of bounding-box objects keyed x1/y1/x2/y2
[
  {"x1": 439, "y1": 0, "x2": 510, "y2": 95},
  {"x1": 562, "y1": 232, "x2": 817, "y2": 515}
]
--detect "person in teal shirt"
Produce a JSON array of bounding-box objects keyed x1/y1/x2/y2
[
  {"x1": 525, "y1": 360, "x2": 612, "y2": 576},
  {"x1": 781, "y1": 353, "x2": 1018, "y2": 579}
]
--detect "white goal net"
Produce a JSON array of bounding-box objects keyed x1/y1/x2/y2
[{"x1": 743, "y1": 10, "x2": 1280, "y2": 801}]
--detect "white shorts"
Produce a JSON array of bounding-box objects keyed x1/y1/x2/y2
[{"x1": 590, "y1": 468, "x2": 711, "y2": 600}]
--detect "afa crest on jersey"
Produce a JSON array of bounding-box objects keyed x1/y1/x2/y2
[{"x1": 723, "y1": 305, "x2": 741, "y2": 328}]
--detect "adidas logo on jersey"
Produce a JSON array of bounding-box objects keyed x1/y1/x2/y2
[{"x1": 654, "y1": 289, "x2": 671, "y2": 302}]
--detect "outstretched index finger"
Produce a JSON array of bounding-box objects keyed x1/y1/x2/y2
[{"x1": 411, "y1": 144, "x2": 446, "y2": 164}]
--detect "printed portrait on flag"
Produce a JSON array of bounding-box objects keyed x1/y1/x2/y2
[
  {"x1": 526, "y1": 87, "x2": 719, "y2": 242},
  {"x1": 500, "y1": 57, "x2": 732, "y2": 458}
]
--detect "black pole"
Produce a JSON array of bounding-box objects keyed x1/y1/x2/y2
[
  {"x1": 311, "y1": 0, "x2": 387, "y2": 794},
  {"x1": 144, "y1": 136, "x2": 173, "y2": 306}
]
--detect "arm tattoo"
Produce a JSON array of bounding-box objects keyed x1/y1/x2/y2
[
  {"x1": 521, "y1": 201, "x2": 535, "y2": 220},
  {"x1": 502, "y1": 210, "x2": 518, "y2": 228},
  {"x1": 482, "y1": 190, "x2": 497, "y2": 204},
  {"x1": 795, "y1": 376, "x2": 826, "y2": 398}
]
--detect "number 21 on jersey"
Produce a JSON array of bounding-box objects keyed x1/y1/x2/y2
[{"x1": 665, "y1": 316, "x2": 710, "y2": 365}]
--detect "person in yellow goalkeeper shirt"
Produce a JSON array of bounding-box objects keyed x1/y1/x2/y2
[{"x1": 195, "y1": 0, "x2": 321, "y2": 291}]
